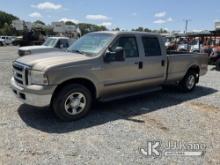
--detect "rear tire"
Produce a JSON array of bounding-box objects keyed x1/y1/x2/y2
[
  {"x1": 0, "y1": 42, "x2": 3, "y2": 46},
  {"x1": 52, "y1": 84, "x2": 92, "y2": 121},
  {"x1": 216, "y1": 59, "x2": 220, "y2": 71},
  {"x1": 179, "y1": 71, "x2": 197, "y2": 92}
]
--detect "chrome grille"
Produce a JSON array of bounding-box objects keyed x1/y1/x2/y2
[{"x1": 12, "y1": 62, "x2": 30, "y2": 86}]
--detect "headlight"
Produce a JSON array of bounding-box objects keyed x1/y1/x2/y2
[{"x1": 30, "y1": 70, "x2": 48, "y2": 85}]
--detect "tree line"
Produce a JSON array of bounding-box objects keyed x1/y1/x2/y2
[{"x1": 0, "y1": 10, "x2": 168, "y2": 36}]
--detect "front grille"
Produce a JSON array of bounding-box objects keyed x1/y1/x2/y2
[
  {"x1": 13, "y1": 62, "x2": 30, "y2": 86},
  {"x1": 13, "y1": 63, "x2": 23, "y2": 71}
]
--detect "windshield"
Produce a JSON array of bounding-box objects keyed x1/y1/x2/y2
[
  {"x1": 68, "y1": 33, "x2": 114, "y2": 55},
  {"x1": 43, "y1": 38, "x2": 58, "y2": 47}
]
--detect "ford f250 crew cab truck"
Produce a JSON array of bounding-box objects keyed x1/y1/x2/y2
[
  {"x1": 18, "y1": 37, "x2": 72, "y2": 56},
  {"x1": 11, "y1": 31, "x2": 208, "y2": 121}
]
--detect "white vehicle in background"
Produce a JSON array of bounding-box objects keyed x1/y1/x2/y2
[
  {"x1": 18, "y1": 37, "x2": 74, "y2": 56},
  {"x1": 177, "y1": 43, "x2": 189, "y2": 52},
  {"x1": 190, "y1": 40, "x2": 201, "y2": 53},
  {"x1": 0, "y1": 36, "x2": 13, "y2": 45}
]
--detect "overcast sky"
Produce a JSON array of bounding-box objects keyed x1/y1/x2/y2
[{"x1": 0, "y1": 0, "x2": 220, "y2": 31}]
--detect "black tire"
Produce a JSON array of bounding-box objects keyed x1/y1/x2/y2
[
  {"x1": 179, "y1": 71, "x2": 197, "y2": 92},
  {"x1": 216, "y1": 59, "x2": 220, "y2": 71},
  {"x1": 0, "y1": 42, "x2": 3, "y2": 46},
  {"x1": 52, "y1": 84, "x2": 92, "y2": 121},
  {"x1": 193, "y1": 50, "x2": 200, "y2": 53}
]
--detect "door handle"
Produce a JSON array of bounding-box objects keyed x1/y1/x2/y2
[
  {"x1": 161, "y1": 60, "x2": 165, "y2": 66},
  {"x1": 134, "y1": 61, "x2": 143, "y2": 69}
]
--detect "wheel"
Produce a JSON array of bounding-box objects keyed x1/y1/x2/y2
[
  {"x1": 52, "y1": 84, "x2": 92, "y2": 121},
  {"x1": 0, "y1": 42, "x2": 3, "y2": 46},
  {"x1": 179, "y1": 71, "x2": 197, "y2": 92},
  {"x1": 193, "y1": 50, "x2": 199, "y2": 53},
  {"x1": 216, "y1": 59, "x2": 220, "y2": 71},
  {"x1": 179, "y1": 49, "x2": 187, "y2": 52}
]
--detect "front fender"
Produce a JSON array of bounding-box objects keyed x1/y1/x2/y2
[{"x1": 47, "y1": 67, "x2": 102, "y2": 98}]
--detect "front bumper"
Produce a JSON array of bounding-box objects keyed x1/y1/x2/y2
[{"x1": 10, "y1": 77, "x2": 56, "y2": 107}]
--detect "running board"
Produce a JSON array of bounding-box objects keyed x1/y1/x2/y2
[{"x1": 100, "y1": 86, "x2": 162, "y2": 102}]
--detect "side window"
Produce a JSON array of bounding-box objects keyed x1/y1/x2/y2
[
  {"x1": 112, "y1": 37, "x2": 139, "y2": 58},
  {"x1": 57, "y1": 39, "x2": 69, "y2": 48},
  {"x1": 55, "y1": 40, "x2": 60, "y2": 48},
  {"x1": 142, "y1": 37, "x2": 161, "y2": 56},
  {"x1": 60, "y1": 39, "x2": 69, "y2": 48}
]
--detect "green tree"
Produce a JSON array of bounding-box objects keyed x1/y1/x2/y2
[
  {"x1": 33, "y1": 20, "x2": 45, "y2": 25},
  {"x1": 65, "y1": 21, "x2": 76, "y2": 25},
  {"x1": 132, "y1": 27, "x2": 144, "y2": 32},
  {"x1": 112, "y1": 27, "x2": 120, "y2": 31},
  {"x1": 78, "y1": 23, "x2": 108, "y2": 35},
  {"x1": 44, "y1": 27, "x2": 56, "y2": 36},
  {"x1": 0, "y1": 23, "x2": 15, "y2": 35},
  {"x1": 0, "y1": 10, "x2": 18, "y2": 35},
  {"x1": 144, "y1": 28, "x2": 151, "y2": 32},
  {"x1": 152, "y1": 28, "x2": 168, "y2": 33},
  {"x1": 0, "y1": 10, "x2": 18, "y2": 28}
]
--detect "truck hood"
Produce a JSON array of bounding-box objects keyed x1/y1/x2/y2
[
  {"x1": 19, "y1": 45, "x2": 50, "y2": 51},
  {"x1": 16, "y1": 51, "x2": 91, "y2": 71}
]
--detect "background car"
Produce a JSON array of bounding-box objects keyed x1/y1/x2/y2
[{"x1": 18, "y1": 37, "x2": 74, "y2": 56}]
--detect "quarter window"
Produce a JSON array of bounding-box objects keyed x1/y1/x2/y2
[{"x1": 142, "y1": 37, "x2": 161, "y2": 56}]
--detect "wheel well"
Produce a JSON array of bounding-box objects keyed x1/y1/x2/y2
[
  {"x1": 51, "y1": 78, "x2": 97, "y2": 104},
  {"x1": 188, "y1": 65, "x2": 200, "y2": 74},
  {"x1": 187, "y1": 65, "x2": 200, "y2": 82}
]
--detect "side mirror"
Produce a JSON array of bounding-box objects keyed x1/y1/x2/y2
[{"x1": 104, "y1": 47, "x2": 125, "y2": 62}]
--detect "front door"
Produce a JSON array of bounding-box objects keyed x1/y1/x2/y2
[{"x1": 101, "y1": 35, "x2": 143, "y2": 97}]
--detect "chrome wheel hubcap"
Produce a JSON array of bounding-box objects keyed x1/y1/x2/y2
[
  {"x1": 64, "y1": 92, "x2": 86, "y2": 115},
  {"x1": 186, "y1": 75, "x2": 195, "y2": 90}
]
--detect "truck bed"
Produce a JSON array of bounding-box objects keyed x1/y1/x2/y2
[{"x1": 166, "y1": 52, "x2": 208, "y2": 82}]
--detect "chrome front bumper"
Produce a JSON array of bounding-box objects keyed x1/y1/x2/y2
[{"x1": 10, "y1": 77, "x2": 56, "y2": 107}]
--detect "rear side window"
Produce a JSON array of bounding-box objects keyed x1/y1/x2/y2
[{"x1": 142, "y1": 37, "x2": 161, "y2": 56}]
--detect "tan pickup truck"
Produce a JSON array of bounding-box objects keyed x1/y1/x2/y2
[{"x1": 11, "y1": 31, "x2": 208, "y2": 121}]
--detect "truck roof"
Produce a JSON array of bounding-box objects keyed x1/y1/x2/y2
[{"x1": 92, "y1": 31, "x2": 161, "y2": 37}]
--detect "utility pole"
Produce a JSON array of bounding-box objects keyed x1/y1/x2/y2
[{"x1": 183, "y1": 19, "x2": 191, "y2": 34}]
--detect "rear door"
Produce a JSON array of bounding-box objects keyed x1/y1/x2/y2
[{"x1": 140, "y1": 36, "x2": 167, "y2": 86}]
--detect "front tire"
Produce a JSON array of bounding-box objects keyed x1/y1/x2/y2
[
  {"x1": 52, "y1": 84, "x2": 92, "y2": 121},
  {"x1": 179, "y1": 71, "x2": 197, "y2": 92},
  {"x1": 216, "y1": 59, "x2": 220, "y2": 71}
]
